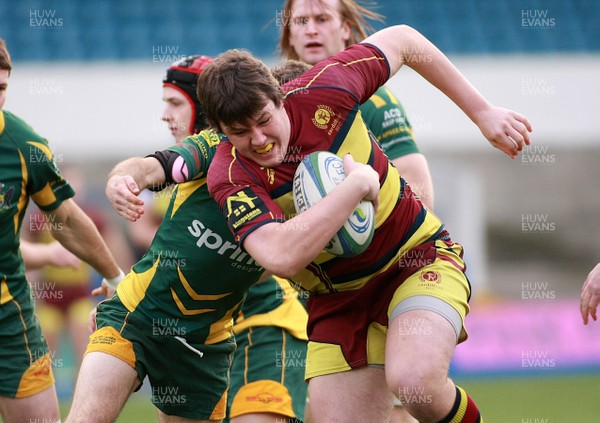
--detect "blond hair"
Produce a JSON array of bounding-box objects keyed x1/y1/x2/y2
[
  {"x1": 278, "y1": 0, "x2": 384, "y2": 60},
  {"x1": 0, "y1": 38, "x2": 12, "y2": 73}
]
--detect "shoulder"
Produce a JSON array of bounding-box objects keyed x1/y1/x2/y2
[
  {"x1": 191, "y1": 129, "x2": 222, "y2": 149},
  {"x1": 1, "y1": 110, "x2": 46, "y2": 144},
  {"x1": 212, "y1": 137, "x2": 235, "y2": 165},
  {"x1": 335, "y1": 43, "x2": 387, "y2": 63},
  {"x1": 208, "y1": 142, "x2": 242, "y2": 187},
  {"x1": 174, "y1": 129, "x2": 221, "y2": 157},
  {"x1": 207, "y1": 143, "x2": 266, "y2": 198},
  {"x1": 296, "y1": 43, "x2": 388, "y2": 87},
  {"x1": 2, "y1": 110, "x2": 26, "y2": 128}
]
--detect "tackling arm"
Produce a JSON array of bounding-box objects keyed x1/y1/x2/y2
[{"x1": 106, "y1": 156, "x2": 166, "y2": 222}]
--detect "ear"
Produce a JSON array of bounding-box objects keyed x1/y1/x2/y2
[{"x1": 341, "y1": 19, "x2": 351, "y2": 43}]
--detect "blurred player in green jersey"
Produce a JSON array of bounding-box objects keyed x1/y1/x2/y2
[{"x1": 0, "y1": 37, "x2": 124, "y2": 423}]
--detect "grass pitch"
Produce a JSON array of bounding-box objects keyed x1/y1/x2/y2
[
  {"x1": 455, "y1": 373, "x2": 600, "y2": 421},
  {"x1": 56, "y1": 373, "x2": 600, "y2": 421}
]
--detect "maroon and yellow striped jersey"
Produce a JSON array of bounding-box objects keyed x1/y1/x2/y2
[{"x1": 208, "y1": 43, "x2": 446, "y2": 295}]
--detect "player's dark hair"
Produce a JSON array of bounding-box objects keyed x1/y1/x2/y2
[
  {"x1": 0, "y1": 38, "x2": 12, "y2": 74},
  {"x1": 279, "y1": 0, "x2": 384, "y2": 60},
  {"x1": 197, "y1": 49, "x2": 283, "y2": 132}
]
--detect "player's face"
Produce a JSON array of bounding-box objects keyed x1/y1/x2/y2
[
  {"x1": 221, "y1": 100, "x2": 291, "y2": 168},
  {"x1": 161, "y1": 86, "x2": 193, "y2": 143},
  {"x1": 288, "y1": 0, "x2": 351, "y2": 65},
  {"x1": 0, "y1": 70, "x2": 8, "y2": 111}
]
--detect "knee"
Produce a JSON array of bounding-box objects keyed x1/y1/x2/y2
[{"x1": 386, "y1": 359, "x2": 447, "y2": 402}]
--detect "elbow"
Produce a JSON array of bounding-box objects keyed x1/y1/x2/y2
[
  {"x1": 388, "y1": 24, "x2": 414, "y2": 38},
  {"x1": 272, "y1": 266, "x2": 302, "y2": 280},
  {"x1": 255, "y1": 254, "x2": 303, "y2": 279},
  {"x1": 391, "y1": 24, "x2": 422, "y2": 46},
  {"x1": 395, "y1": 24, "x2": 417, "y2": 34},
  {"x1": 243, "y1": 223, "x2": 309, "y2": 278}
]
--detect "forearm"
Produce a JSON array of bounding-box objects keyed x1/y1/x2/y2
[
  {"x1": 244, "y1": 173, "x2": 372, "y2": 278},
  {"x1": 46, "y1": 201, "x2": 121, "y2": 278},
  {"x1": 106, "y1": 157, "x2": 167, "y2": 222},
  {"x1": 367, "y1": 25, "x2": 491, "y2": 124},
  {"x1": 108, "y1": 157, "x2": 166, "y2": 191}
]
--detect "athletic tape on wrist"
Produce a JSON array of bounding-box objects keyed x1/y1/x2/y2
[{"x1": 104, "y1": 270, "x2": 125, "y2": 289}]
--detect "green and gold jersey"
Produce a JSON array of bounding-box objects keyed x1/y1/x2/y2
[
  {"x1": 116, "y1": 131, "x2": 265, "y2": 345},
  {"x1": 360, "y1": 86, "x2": 419, "y2": 160},
  {"x1": 0, "y1": 110, "x2": 74, "y2": 306},
  {"x1": 234, "y1": 277, "x2": 307, "y2": 341}
]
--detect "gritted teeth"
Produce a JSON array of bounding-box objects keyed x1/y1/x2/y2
[{"x1": 256, "y1": 143, "x2": 274, "y2": 154}]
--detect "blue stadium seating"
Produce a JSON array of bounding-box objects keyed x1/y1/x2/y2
[{"x1": 1, "y1": 0, "x2": 598, "y2": 61}]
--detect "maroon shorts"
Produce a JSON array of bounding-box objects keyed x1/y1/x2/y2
[{"x1": 304, "y1": 238, "x2": 470, "y2": 380}]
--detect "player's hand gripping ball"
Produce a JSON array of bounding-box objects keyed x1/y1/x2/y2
[{"x1": 293, "y1": 151, "x2": 375, "y2": 257}]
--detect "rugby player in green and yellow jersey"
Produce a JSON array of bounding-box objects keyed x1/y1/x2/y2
[
  {"x1": 0, "y1": 37, "x2": 123, "y2": 423},
  {"x1": 66, "y1": 128, "x2": 266, "y2": 423},
  {"x1": 66, "y1": 57, "x2": 308, "y2": 423}
]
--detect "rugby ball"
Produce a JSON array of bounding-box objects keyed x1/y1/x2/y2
[{"x1": 292, "y1": 151, "x2": 375, "y2": 257}]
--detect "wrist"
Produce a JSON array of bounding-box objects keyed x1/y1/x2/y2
[
  {"x1": 345, "y1": 170, "x2": 371, "y2": 199},
  {"x1": 104, "y1": 270, "x2": 125, "y2": 289},
  {"x1": 469, "y1": 101, "x2": 494, "y2": 126}
]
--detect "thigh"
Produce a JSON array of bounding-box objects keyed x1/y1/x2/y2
[
  {"x1": 66, "y1": 351, "x2": 140, "y2": 423},
  {"x1": 157, "y1": 408, "x2": 221, "y2": 423},
  {"x1": 385, "y1": 249, "x2": 470, "y2": 415},
  {"x1": 230, "y1": 412, "x2": 284, "y2": 423},
  {"x1": 386, "y1": 309, "x2": 456, "y2": 386},
  {"x1": 146, "y1": 335, "x2": 236, "y2": 421},
  {"x1": 308, "y1": 367, "x2": 394, "y2": 423},
  {"x1": 386, "y1": 244, "x2": 470, "y2": 385},
  {"x1": 388, "y1": 240, "x2": 471, "y2": 344},
  {"x1": 0, "y1": 294, "x2": 54, "y2": 399},
  {"x1": 228, "y1": 326, "x2": 307, "y2": 421},
  {"x1": 66, "y1": 297, "x2": 144, "y2": 422},
  {"x1": 0, "y1": 385, "x2": 59, "y2": 423},
  {"x1": 91, "y1": 295, "x2": 234, "y2": 421}
]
